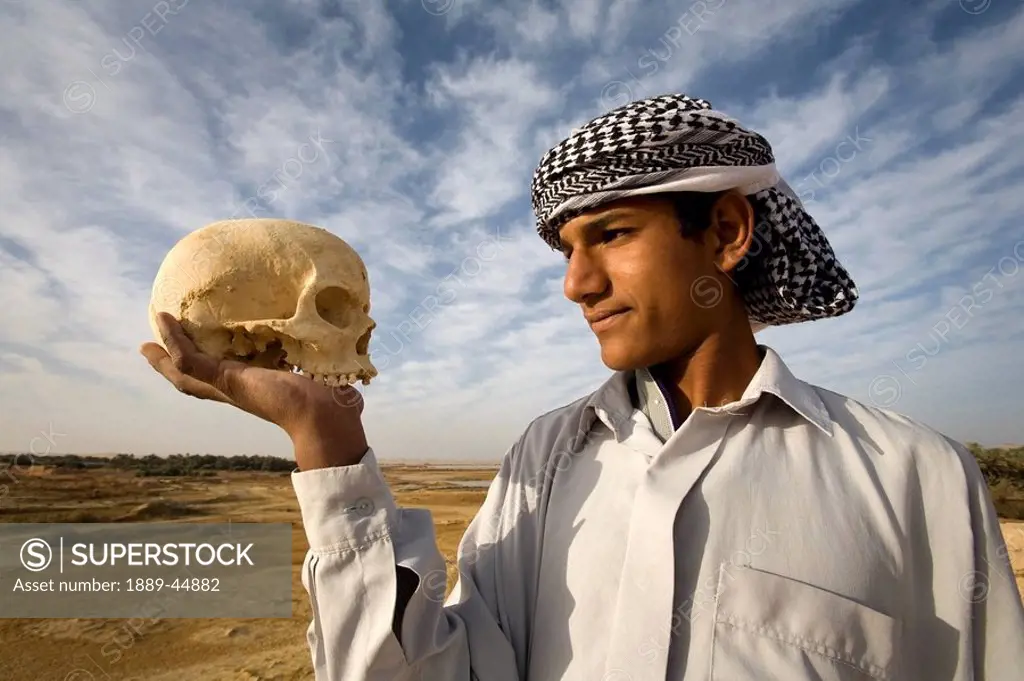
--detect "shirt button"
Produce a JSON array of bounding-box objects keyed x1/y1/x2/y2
[{"x1": 350, "y1": 497, "x2": 375, "y2": 517}]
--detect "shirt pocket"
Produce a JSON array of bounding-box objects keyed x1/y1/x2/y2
[{"x1": 710, "y1": 564, "x2": 900, "y2": 681}]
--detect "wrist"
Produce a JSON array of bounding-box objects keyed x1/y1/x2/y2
[{"x1": 288, "y1": 417, "x2": 368, "y2": 471}]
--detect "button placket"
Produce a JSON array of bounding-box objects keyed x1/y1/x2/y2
[{"x1": 602, "y1": 416, "x2": 732, "y2": 680}]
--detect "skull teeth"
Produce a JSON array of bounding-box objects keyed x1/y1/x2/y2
[{"x1": 292, "y1": 368, "x2": 354, "y2": 388}]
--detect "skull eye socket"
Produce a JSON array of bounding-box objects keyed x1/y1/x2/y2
[{"x1": 315, "y1": 286, "x2": 362, "y2": 330}]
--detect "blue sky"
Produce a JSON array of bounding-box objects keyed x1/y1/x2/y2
[{"x1": 1, "y1": 0, "x2": 1022, "y2": 460}]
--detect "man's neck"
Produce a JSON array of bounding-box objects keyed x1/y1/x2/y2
[{"x1": 652, "y1": 330, "x2": 763, "y2": 423}]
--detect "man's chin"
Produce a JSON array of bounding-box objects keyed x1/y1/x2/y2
[{"x1": 598, "y1": 342, "x2": 647, "y2": 372}]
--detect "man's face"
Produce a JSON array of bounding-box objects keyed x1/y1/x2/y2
[{"x1": 558, "y1": 196, "x2": 724, "y2": 371}]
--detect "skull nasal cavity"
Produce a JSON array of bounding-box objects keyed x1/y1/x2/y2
[
  {"x1": 315, "y1": 286, "x2": 359, "y2": 329},
  {"x1": 356, "y1": 327, "x2": 371, "y2": 355}
]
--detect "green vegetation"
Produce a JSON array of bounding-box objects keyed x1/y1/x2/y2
[
  {"x1": 967, "y1": 443, "x2": 1024, "y2": 519},
  {"x1": 0, "y1": 452, "x2": 296, "y2": 477},
  {"x1": 2, "y1": 444, "x2": 1023, "y2": 518}
]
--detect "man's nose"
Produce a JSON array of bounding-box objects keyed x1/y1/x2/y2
[{"x1": 563, "y1": 251, "x2": 609, "y2": 304}]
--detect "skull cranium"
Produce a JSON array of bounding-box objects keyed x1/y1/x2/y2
[{"x1": 149, "y1": 218, "x2": 377, "y2": 387}]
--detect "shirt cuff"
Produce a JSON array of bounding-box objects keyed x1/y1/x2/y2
[{"x1": 290, "y1": 447, "x2": 399, "y2": 552}]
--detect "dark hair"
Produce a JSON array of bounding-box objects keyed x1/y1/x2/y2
[
  {"x1": 669, "y1": 191, "x2": 726, "y2": 239},
  {"x1": 667, "y1": 191, "x2": 768, "y2": 293}
]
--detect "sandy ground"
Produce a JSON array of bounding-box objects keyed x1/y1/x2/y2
[{"x1": 0, "y1": 465, "x2": 1021, "y2": 680}]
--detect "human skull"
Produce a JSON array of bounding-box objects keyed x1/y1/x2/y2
[{"x1": 149, "y1": 218, "x2": 377, "y2": 387}]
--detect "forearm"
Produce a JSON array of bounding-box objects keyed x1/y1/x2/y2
[
  {"x1": 291, "y1": 448, "x2": 485, "y2": 680},
  {"x1": 290, "y1": 424, "x2": 419, "y2": 642}
]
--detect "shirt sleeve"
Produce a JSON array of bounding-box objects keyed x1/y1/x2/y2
[
  {"x1": 951, "y1": 440, "x2": 1024, "y2": 679},
  {"x1": 290, "y1": 446, "x2": 523, "y2": 681}
]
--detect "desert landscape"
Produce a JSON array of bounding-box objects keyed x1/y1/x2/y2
[
  {"x1": 0, "y1": 459, "x2": 496, "y2": 681},
  {"x1": 0, "y1": 454, "x2": 1021, "y2": 681}
]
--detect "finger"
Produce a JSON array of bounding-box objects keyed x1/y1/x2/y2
[
  {"x1": 139, "y1": 342, "x2": 235, "y2": 405},
  {"x1": 154, "y1": 312, "x2": 219, "y2": 385}
]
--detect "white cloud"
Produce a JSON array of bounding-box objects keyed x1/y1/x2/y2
[
  {"x1": 2, "y1": 0, "x2": 1023, "y2": 459},
  {"x1": 424, "y1": 56, "x2": 562, "y2": 226},
  {"x1": 741, "y1": 69, "x2": 891, "y2": 175}
]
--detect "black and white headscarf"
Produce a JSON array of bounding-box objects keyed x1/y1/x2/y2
[{"x1": 530, "y1": 93, "x2": 858, "y2": 331}]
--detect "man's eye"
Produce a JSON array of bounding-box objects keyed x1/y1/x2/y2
[{"x1": 602, "y1": 228, "x2": 632, "y2": 242}]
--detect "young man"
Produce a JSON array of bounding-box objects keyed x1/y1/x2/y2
[{"x1": 142, "y1": 94, "x2": 1024, "y2": 680}]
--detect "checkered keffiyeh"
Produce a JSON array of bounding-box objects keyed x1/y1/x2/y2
[{"x1": 530, "y1": 93, "x2": 858, "y2": 330}]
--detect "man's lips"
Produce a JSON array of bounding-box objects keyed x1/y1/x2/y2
[{"x1": 585, "y1": 308, "x2": 629, "y2": 328}]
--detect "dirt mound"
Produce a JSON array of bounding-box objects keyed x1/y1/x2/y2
[
  {"x1": 22, "y1": 617, "x2": 173, "y2": 643},
  {"x1": 198, "y1": 493, "x2": 245, "y2": 504},
  {"x1": 20, "y1": 465, "x2": 58, "y2": 477},
  {"x1": 114, "y1": 500, "x2": 205, "y2": 521}
]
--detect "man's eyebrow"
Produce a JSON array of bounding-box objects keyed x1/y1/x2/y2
[
  {"x1": 559, "y1": 210, "x2": 638, "y2": 250},
  {"x1": 580, "y1": 210, "x2": 636, "y2": 232}
]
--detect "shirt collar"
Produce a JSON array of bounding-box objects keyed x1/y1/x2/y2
[{"x1": 573, "y1": 345, "x2": 833, "y2": 447}]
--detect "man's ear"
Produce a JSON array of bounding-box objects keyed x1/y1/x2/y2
[{"x1": 708, "y1": 190, "x2": 755, "y2": 274}]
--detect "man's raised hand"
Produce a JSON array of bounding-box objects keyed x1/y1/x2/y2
[{"x1": 139, "y1": 312, "x2": 368, "y2": 469}]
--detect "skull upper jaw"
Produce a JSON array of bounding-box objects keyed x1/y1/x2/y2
[{"x1": 196, "y1": 318, "x2": 377, "y2": 387}]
